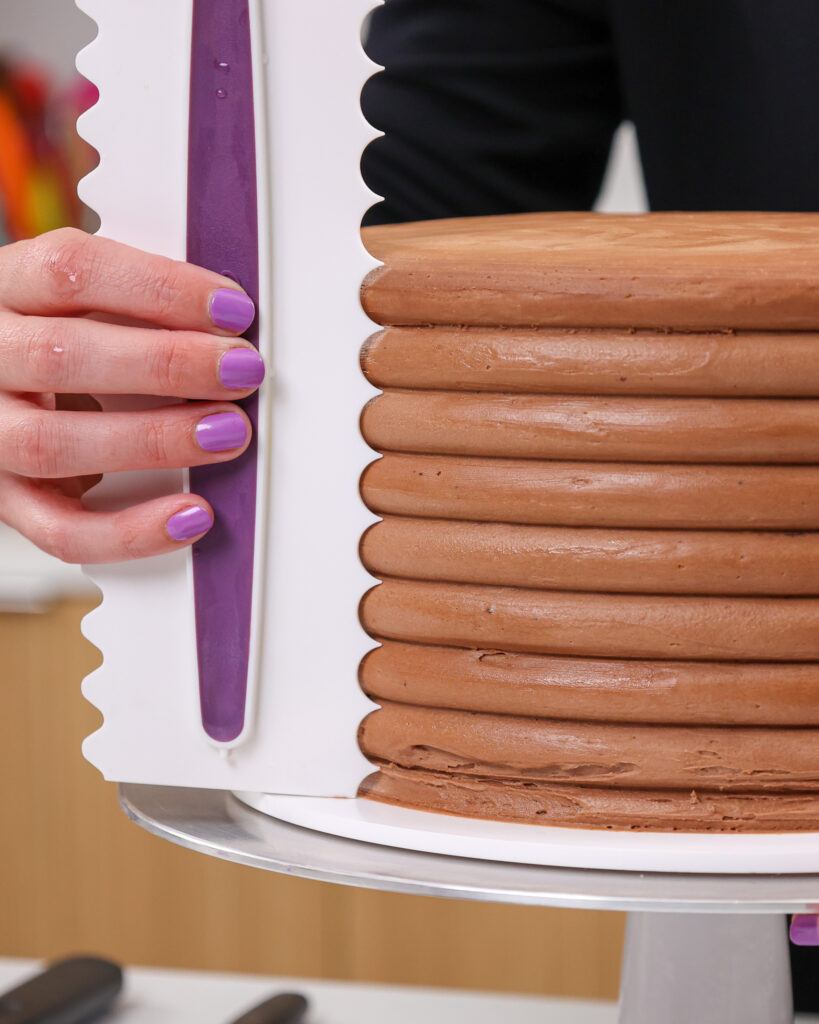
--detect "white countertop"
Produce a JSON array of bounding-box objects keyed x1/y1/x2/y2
[
  {"x1": 0, "y1": 958, "x2": 617, "y2": 1024},
  {"x1": 5, "y1": 957, "x2": 818, "y2": 1024},
  {"x1": 5, "y1": 956, "x2": 817, "y2": 1023}
]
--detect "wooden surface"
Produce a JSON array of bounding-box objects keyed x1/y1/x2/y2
[{"x1": 0, "y1": 599, "x2": 624, "y2": 998}]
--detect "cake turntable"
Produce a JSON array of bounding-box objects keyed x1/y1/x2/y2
[{"x1": 122, "y1": 785, "x2": 812, "y2": 1024}]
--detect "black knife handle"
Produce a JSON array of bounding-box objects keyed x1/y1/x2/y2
[
  {"x1": 0, "y1": 957, "x2": 123, "y2": 1023},
  {"x1": 231, "y1": 992, "x2": 309, "y2": 1024}
]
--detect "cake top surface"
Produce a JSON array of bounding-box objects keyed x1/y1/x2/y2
[
  {"x1": 361, "y1": 212, "x2": 819, "y2": 330},
  {"x1": 363, "y1": 211, "x2": 819, "y2": 265}
]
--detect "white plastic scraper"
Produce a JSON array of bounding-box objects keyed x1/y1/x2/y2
[{"x1": 75, "y1": 0, "x2": 377, "y2": 794}]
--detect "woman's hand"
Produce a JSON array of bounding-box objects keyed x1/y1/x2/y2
[{"x1": 0, "y1": 228, "x2": 265, "y2": 563}]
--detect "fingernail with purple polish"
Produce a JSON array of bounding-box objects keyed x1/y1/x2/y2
[
  {"x1": 791, "y1": 915, "x2": 819, "y2": 946},
  {"x1": 196, "y1": 412, "x2": 249, "y2": 452},
  {"x1": 167, "y1": 506, "x2": 214, "y2": 541},
  {"x1": 219, "y1": 348, "x2": 266, "y2": 390},
  {"x1": 210, "y1": 288, "x2": 256, "y2": 333}
]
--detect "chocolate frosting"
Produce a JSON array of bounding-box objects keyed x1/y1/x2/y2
[
  {"x1": 362, "y1": 391, "x2": 819, "y2": 463},
  {"x1": 361, "y1": 212, "x2": 819, "y2": 330},
  {"x1": 356, "y1": 211, "x2": 819, "y2": 832},
  {"x1": 361, "y1": 642, "x2": 819, "y2": 726},
  {"x1": 359, "y1": 702, "x2": 819, "y2": 791},
  {"x1": 362, "y1": 328, "x2": 819, "y2": 397},
  {"x1": 361, "y1": 579, "x2": 819, "y2": 661},
  {"x1": 360, "y1": 767, "x2": 819, "y2": 832},
  {"x1": 362, "y1": 454, "x2": 819, "y2": 530},
  {"x1": 361, "y1": 519, "x2": 819, "y2": 595}
]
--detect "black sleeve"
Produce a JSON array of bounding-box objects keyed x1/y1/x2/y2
[
  {"x1": 361, "y1": 0, "x2": 623, "y2": 226},
  {"x1": 609, "y1": 0, "x2": 819, "y2": 212}
]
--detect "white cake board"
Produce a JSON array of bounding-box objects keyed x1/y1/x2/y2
[{"x1": 236, "y1": 791, "x2": 819, "y2": 875}]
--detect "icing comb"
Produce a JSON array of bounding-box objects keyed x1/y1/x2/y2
[{"x1": 76, "y1": 0, "x2": 377, "y2": 793}]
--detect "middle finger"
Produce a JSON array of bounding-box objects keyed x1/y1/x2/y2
[{"x1": 0, "y1": 313, "x2": 265, "y2": 398}]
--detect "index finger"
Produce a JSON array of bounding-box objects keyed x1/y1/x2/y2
[{"x1": 0, "y1": 228, "x2": 256, "y2": 335}]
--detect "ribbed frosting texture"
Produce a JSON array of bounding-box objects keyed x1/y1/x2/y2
[{"x1": 357, "y1": 212, "x2": 819, "y2": 832}]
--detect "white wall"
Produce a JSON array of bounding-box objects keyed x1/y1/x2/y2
[
  {"x1": 0, "y1": 0, "x2": 96, "y2": 80},
  {"x1": 596, "y1": 122, "x2": 648, "y2": 214}
]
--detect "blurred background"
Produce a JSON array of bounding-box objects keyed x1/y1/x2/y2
[{"x1": 0, "y1": 0, "x2": 648, "y2": 1001}]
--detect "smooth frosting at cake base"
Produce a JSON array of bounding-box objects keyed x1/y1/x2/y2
[{"x1": 361, "y1": 767, "x2": 819, "y2": 833}]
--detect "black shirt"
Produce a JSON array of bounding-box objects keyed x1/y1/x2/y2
[{"x1": 362, "y1": 0, "x2": 819, "y2": 225}]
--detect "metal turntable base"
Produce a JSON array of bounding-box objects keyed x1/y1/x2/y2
[{"x1": 121, "y1": 785, "x2": 819, "y2": 1024}]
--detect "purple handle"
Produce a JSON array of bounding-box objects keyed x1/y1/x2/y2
[{"x1": 187, "y1": 0, "x2": 259, "y2": 742}]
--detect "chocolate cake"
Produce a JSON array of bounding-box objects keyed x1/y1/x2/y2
[{"x1": 356, "y1": 211, "x2": 819, "y2": 832}]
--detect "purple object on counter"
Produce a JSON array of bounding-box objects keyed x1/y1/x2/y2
[
  {"x1": 187, "y1": 0, "x2": 259, "y2": 743},
  {"x1": 790, "y1": 915, "x2": 819, "y2": 946}
]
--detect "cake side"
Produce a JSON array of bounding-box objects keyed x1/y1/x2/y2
[
  {"x1": 357, "y1": 211, "x2": 819, "y2": 832},
  {"x1": 362, "y1": 327, "x2": 819, "y2": 396}
]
